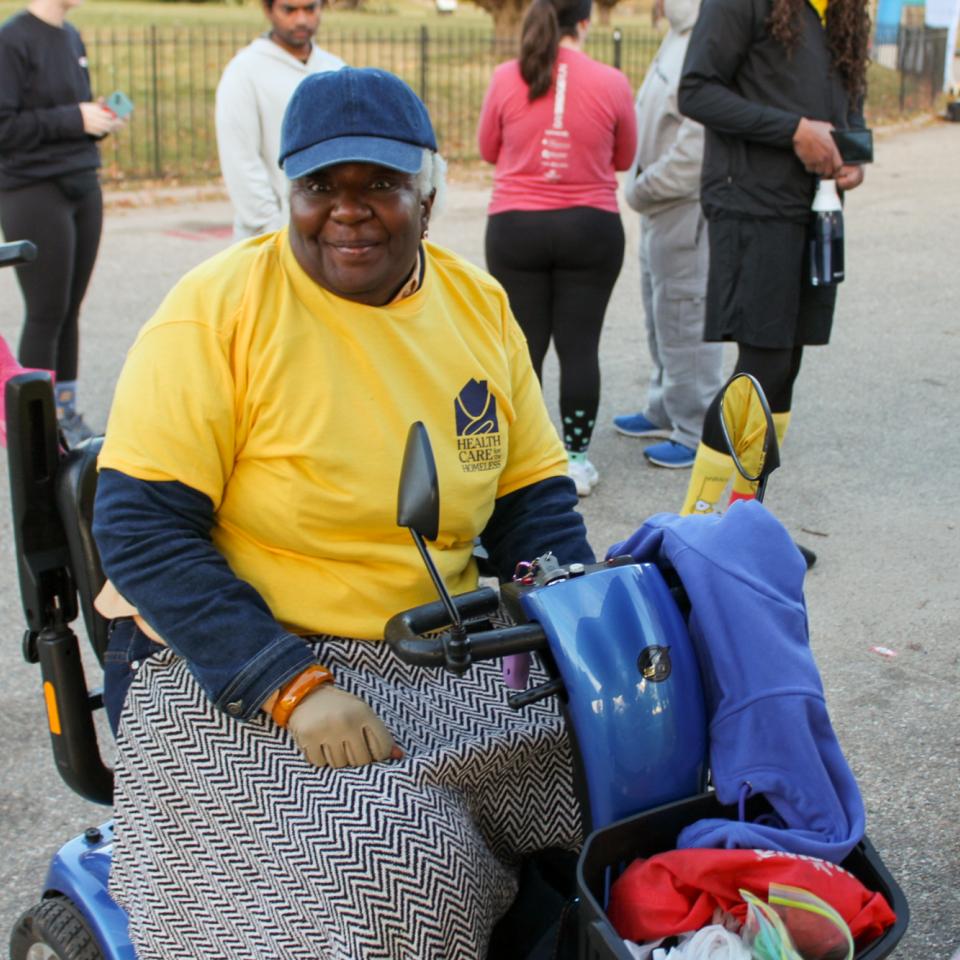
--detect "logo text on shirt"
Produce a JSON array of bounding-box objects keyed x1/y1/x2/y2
[{"x1": 455, "y1": 379, "x2": 503, "y2": 473}]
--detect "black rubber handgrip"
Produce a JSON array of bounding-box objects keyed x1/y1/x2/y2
[
  {"x1": 384, "y1": 586, "x2": 547, "y2": 667},
  {"x1": 384, "y1": 587, "x2": 500, "y2": 664}
]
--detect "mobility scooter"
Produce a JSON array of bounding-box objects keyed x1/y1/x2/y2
[{"x1": 3, "y1": 235, "x2": 906, "y2": 958}]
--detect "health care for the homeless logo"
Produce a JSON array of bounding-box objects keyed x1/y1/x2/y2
[{"x1": 455, "y1": 379, "x2": 503, "y2": 473}]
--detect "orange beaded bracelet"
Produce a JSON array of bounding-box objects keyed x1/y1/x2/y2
[{"x1": 271, "y1": 663, "x2": 334, "y2": 729}]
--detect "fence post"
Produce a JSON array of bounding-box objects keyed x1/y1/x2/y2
[
  {"x1": 930, "y1": 29, "x2": 946, "y2": 105},
  {"x1": 419, "y1": 25, "x2": 429, "y2": 103},
  {"x1": 897, "y1": 26, "x2": 906, "y2": 112},
  {"x1": 150, "y1": 24, "x2": 161, "y2": 179},
  {"x1": 613, "y1": 28, "x2": 622, "y2": 70}
]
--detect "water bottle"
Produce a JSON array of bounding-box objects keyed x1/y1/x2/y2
[{"x1": 809, "y1": 177, "x2": 844, "y2": 287}]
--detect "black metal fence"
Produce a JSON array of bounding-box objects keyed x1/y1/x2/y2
[
  {"x1": 85, "y1": 25, "x2": 662, "y2": 183},
  {"x1": 893, "y1": 26, "x2": 949, "y2": 112},
  {"x1": 870, "y1": 24, "x2": 950, "y2": 113},
  {"x1": 84, "y1": 23, "x2": 949, "y2": 184}
]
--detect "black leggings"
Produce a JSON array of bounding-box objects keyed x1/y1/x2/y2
[
  {"x1": 702, "y1": 343, "x2": 804, "y2": 451},
  {"x1": 485, "y1": 207, "x2": 625, "y2": 453},
  {"x1": 0, "y1": 178, "x2": 103, "y2": 380}
]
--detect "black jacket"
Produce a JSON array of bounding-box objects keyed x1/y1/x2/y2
[
  {"x1": 678, "y1": 0, "x2": 864, "y2": 222},
  {"x1": 0, "y1": 11, "x2": 100, "y2": 189}
]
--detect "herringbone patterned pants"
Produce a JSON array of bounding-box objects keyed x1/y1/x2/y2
[{"x1": 110, "y1": 638, "x2": 582, "y2": 959}]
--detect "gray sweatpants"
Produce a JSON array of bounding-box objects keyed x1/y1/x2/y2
[{"x1": 639, "y1": 203, "x2": 724, "y2": 449}]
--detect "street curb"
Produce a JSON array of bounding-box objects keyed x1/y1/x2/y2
[{"x1": 102, "y1": 181, "x2": 229, "y2": 211}]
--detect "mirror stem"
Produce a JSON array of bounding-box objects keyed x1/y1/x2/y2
[
  {"x1": 755, "y1": 476, "x2": 768, "y2": 504},
  {"x1": 408, "y1": 529, "x2": 471, "y2": 673}
]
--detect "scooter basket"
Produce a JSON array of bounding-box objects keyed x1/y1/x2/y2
[{"x1": 576, "y1": 791, "x2": 908, "y2": 960}]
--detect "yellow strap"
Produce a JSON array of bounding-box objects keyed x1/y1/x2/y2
[{"x1": 808, "y1": 0, "x2": 828, "y2": 26}]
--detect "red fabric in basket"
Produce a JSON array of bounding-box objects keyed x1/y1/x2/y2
[{"x1": 607, "y1": 848, "x2": 896, "y2": 944}]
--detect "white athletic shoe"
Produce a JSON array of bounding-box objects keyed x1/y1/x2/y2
[{"x1": 568, "y1": 457, "x2": 600, "y2": 497}]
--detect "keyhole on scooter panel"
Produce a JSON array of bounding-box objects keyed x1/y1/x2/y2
[{"x1": 637, "y1": 646, "x2": 672, "y2": 683}]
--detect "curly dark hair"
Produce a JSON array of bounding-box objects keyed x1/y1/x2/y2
[{"x1": 767, "y1": 0, "x2": 871, "y2": 98}]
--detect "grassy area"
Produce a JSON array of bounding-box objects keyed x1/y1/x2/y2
[{"x1": 0, "y1": 0, "x2": 653, "y2": 29}]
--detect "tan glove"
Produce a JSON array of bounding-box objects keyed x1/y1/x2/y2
[{"x1": 287, "y1": 684, "x2": 397, "y2": 769}]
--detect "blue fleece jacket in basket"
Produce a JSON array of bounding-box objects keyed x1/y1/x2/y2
[{"x1": 607, "y1": 500, "x2": 866, "y2": 863}]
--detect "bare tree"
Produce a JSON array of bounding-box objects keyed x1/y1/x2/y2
[
  {"x1": 467, "y1": 0, "x2": 526, "y2": 46},
  {"x1": 466, "y1": 0, "x2": 625, "y2": 46},
  {"x1": 593, "y1": 0, "x2": 623, "y2": 26}
]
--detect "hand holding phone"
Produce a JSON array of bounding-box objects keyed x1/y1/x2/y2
[
  {"x1": 105, "y1": 91, "x2": 134, "y2": 120},
  {"x1": 831, "y1": 128, "x2": 873, "y2": 164},
  {"x1": 80, "y1": 102, "x2": 122, "y2": 136}
]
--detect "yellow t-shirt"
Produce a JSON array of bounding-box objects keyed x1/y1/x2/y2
[
  {"x1": 98, "y1": 232, "x2": 568, "y2": 640},
  {"x1": 809, "y1": 0, "x2": 828, "y2": 25}
]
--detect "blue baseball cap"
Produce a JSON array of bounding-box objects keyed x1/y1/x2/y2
[{"x1": 279, "y1": 67, "x2": 438, "y2": 180}]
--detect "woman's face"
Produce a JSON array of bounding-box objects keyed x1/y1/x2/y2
[{"x1": 288, "y1": 162, "x2": 433, "y2": 307}]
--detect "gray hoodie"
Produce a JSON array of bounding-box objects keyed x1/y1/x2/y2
[
  {"x1": 215, "y1": 37, "x2": 344, "y2": 239},
  {"x1": 623, "y1": 0, "x2": 704, "y2": 217}
]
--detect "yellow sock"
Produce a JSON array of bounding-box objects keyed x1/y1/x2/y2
[
  {"x1": 680, "y1": 444, "x2": 736, "y2": 515},
  {"x1": 772, "y1": 410, "x2": 792, "y2": 447},
  {"x1": 730, "y1": 410, "x2": 792, "y2": 500}
]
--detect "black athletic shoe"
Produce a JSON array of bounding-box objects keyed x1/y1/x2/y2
[
  {"x1": 58, "y1": 411, "x2": 95, "y2": 447},
  {"x1": 796, "y1": 543, "x2": 817, "y2": 569}
]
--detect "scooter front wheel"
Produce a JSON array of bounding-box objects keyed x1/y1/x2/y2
[{"x1": 9, "y1": 896, "x2": 104, "y2": 960}]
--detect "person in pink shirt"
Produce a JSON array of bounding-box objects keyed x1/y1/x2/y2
[{"x1": 477, "y1": 0, "x2": 636, "y2": 497}]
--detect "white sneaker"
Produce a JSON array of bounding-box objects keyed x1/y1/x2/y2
[{"x1": 568, "y1": 457, "x2": 600, "y2": 497}]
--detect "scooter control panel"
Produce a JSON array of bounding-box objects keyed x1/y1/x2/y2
[{"x1": 501, "y1": 553, "x2": 634, "y2": 622}]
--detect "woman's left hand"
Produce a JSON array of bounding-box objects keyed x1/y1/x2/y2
[
  {"x1": 286, "y1": 684, "x2": 404, "y2": 768},
  {"x1": 835, "y1": 164, "x2": 865, "y2": 191},
  {"x1": 80, "y1": 101, "x2": 125, "y2": 137}
]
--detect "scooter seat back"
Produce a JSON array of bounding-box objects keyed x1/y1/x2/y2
[
  {"x1": 520, "y1": 563, "x2": 707, "y2": 832},
  {"x1": 55, "y1": 437, "x2": 109, "y2": 663}
]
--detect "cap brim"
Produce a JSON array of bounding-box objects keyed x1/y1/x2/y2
[{"x1": 283, "y1": 135, "x2": 426, "y2": 180}]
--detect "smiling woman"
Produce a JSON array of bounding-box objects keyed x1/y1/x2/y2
[
  {"x1": 90, "y1": 65, "x2": 596, "y2": 960},
  {"x1": 289, "y1": 163, "x2": 433, "y2": 305},
  {"x1": 279, "y1": 67, "x2": 439, "y2": 303},
  {"x1": 280, "y1": 67, "x2": 447, "y2": 304}
]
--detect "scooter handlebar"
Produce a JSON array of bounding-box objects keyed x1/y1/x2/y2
[{"x1": 384, "y1": 586, "x2": 547, "y2": 669}]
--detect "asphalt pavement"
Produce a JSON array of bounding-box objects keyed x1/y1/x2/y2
[{"x1": 1, "y1": 118, "x2": 958, "y2": 957}]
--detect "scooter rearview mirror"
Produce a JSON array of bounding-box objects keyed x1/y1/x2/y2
[
  {"x1": 396, "y1": 422, "x2": 469, "y2": 671},
  {"x1": 719, "y1": 372, "x2": 780, "y2": 503},
  {"x1": 397, "y1": 421, "x2": 440, "y2": 542}
]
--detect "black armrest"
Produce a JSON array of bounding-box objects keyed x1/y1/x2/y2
[{"x1": 5, "y1": 373, "x2": 78, "y2": 632}]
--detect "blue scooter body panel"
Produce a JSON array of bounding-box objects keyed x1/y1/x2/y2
[
  {"x1": 43, "y1": 820, "x2": 136, "y2": 960},
  {"x1": 519, "y1": 563, "x2": 708, "y2": 831}
]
